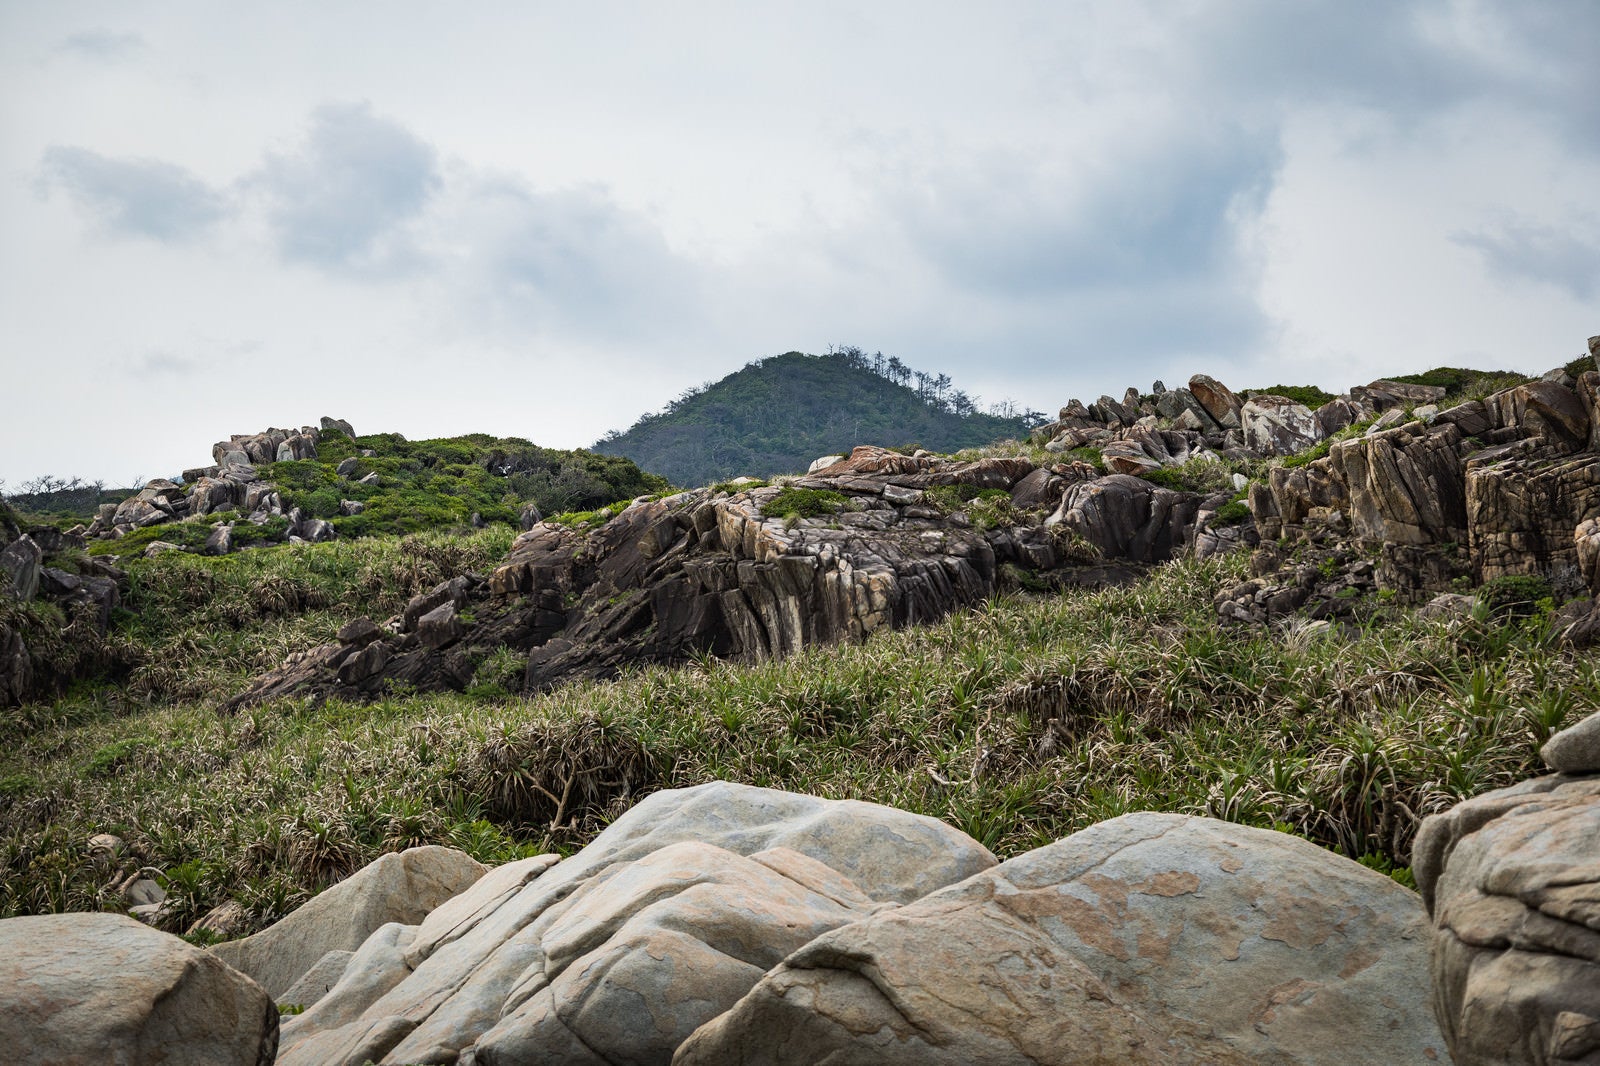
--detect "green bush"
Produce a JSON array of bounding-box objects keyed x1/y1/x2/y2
[
  {"x1": 1244, "y1": 385, "x2": 1337, "y2": 409},
  {"x1": 760, "y1": 488, "x2": 848, "y2": 520},
  {"x1": 1478, "y1": 574, "x2": 1554, "y2": 619},
  {"x1": 1214, "y1": 499, "x2": 1251, "y2": 526}
]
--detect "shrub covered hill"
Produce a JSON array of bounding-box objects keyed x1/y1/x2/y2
[
  {"x1": 1, "y1": 337, "x2": 1599, "y2": 1064},
  {"x1": 592, "y1": 347, "x2": 1048, "y2": 487}
]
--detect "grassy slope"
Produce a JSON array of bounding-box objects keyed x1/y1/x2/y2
[
  {"x1": 2, "y1": 359, "x2": 1590, "y2": 940},
  {"x1": 2, "y1": 542, "x2": 1586, "y2": 937},
  {"x1": 593, "y1": 351, "x2": 1038, "y2": 487}
]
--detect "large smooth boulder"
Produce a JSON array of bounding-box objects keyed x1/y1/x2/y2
[
  {"x1": 1414, "y1": 773, "x2": 1600, "y2": 1066},
  {"x1": 0, "y1": 912, "x2": 277, "y2": 1065},
  {"x1": 277, "y1": 782, "x2": 995, "y2": 1066},
  {"x1": 677, "y1": 813, "x2": 1447, "y2": 1066},
  {"x1": 212, "y1": 844, "x2": 488, "y2": 1000}
]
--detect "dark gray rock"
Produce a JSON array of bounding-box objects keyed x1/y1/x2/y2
[{"x1": 0, "y1": 535, "x2": 42, "y2": 601}]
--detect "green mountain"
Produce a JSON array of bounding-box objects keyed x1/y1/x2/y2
[{"x1": 593, "y1": 348, "x2": 1046, "y2": 487}]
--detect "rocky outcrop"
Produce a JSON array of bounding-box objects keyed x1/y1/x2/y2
[
  {"x1": 211, "y1": 845, "x2": 490, "y2": 1001},
  {"x1": 1254, "y1": 356, "x2": 1600, "y2": 596},
  {"x1": 1241, "y1": 394, "x2": 1320, "y2": 456},
  {"x1": 680, "y1": 812, "x2": 1446, "y2": 1066},
  {"x1": 275, "y1": 782, "x2": 995, "y2": 1066},
  {"x1": 1414, "y1": 710, "x2": 1600, "y2": 1066},
  {"x1": 0, "y1": 522, "x2": 125, "y2": 707},
  {"x1": 0, "y1": 912, "x2": 278, "y2": 1065},
  {"x1": 229, "y1": 447, "x2": 1185, "y2": 705}
]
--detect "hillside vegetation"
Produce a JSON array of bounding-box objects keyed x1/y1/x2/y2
[{"x1": 594, "y1": 348, "x2": 1046, "y2": 487}]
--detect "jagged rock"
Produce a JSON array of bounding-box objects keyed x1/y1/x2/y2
[
  {"x1": 1241, "y1": 394, "x2": 1320, "y2": 456},
  {"x1": 276, "y1": 432, "x2": 319, "y2": 462},
  {"x1": 359, "y1": 471, "x2": 380, "y2": 485},
  {"x1": 0, "y1": 620, "x2": 31, "y2": 706},
  {"x1": 416, "y1": 601, "x2": 464, "y2": 650},
  {"x1": 1048, "y1": 474, "x2": 1200, "y2": 563},
  {"x1": 1467, "y1": 450, "x2": 1600, "y2": 584},
  {"x1": 518, "y1": 502, "x2": 543, "y2": 530},
  {"x1": 1356, "y1": 379, "x2": 1448, "y2": 410},
  {"x1": 336, "y1": 457, "x2": 360, "y2": 477},
  {"x1": 297, "y1": 517, "x2": 336, "y2": 543},
  {"x1": 321, "y1": 416, "x2": 356, "y2": 438},
  {"x1": 189, "y1": 476, "x2": 238, "y2": 515},
  {"x1": 1414, "y1": 775, "x2": 1600, "y2": 1066},
  {"x1": 1100, "y1": 439, "x2": 1162, "y2": 475},
  {"x1": 678, "y1": 812, "x2": 1445, "y2": 1066},
  {"x1": 1333, "y1": 421, "x2": 1468, "y2": 547},
  {"x1": 0, "y1": 913, "x2": 278, "y2": 1066},
  {"x1": 808, "y1": 454, "x2": 845, "y2": 472},
  {"x1": 1008, "y1": 467, "x2": 1062, "y2": 509},
  {"x1": 1578, "y1": 518, "x2": 1600, "y2": 595},
  {"x1": 277, "y1": 782, "x2": 994, "y2": 1066},
  {"x1": 0, "y1": 535, "x2": 42, "y2": 601},
  {"x1": 1542, "y1": 709, "x2": 1600, "y2": 775},
  {"x1": 211, "y1": 846, "x2": 487, "y2": 1001},
  {"x1": 402, "y1": 577, "x2": 471, "y2": 633},
  {"x1": 338, "y1": 617, "x2": 384, "y2": 646},
  {"x1": 204, "y1": 524, "x2": 233, "y2": 556},
  {"x1": 339, "y1": 499, "x2": 364, "y2": 516},
  {"x1": 143, "y1": 540, "x2": 182, "y2": 558},
  {"x1": 1188, "y1": 373, "x2": 1243, "y2": 429},
  {"x1": 1312, "y1": 395, "x2": 1370, "y2": 438}
]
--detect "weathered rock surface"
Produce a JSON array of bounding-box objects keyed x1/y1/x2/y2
[
  {"x1": 0, "y1": 533, "x2": 42, "y2": 601},
  {"x1": 211, "y1": 844, "x2": 489, "y2": 1000},
  {"x1": 277, "y1": 782, "x2": 995, "y2": 1066},
  {"x1": 1241, "y1": 394, "x2": 1321, "y2": 456},
  {"x1": 1542, "y1": 709, "x2": 1600, "y2": 775},
  {"x1": 0, "y1": 912, "x2": 278, "y2": 1065},
  {"x1": 678, "y1": 812, "x2": 1446, "y2": 1066},
  {"x1": 230, "y1": 447, "x2": 1173, "y2": 705},
  {"x1": 1414, "y1": 772, "x2": 1600, "y2": 1066}
]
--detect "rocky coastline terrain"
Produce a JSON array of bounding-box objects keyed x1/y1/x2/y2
[{"x1": 1, "y1": 336, "x2": 1597, "y2": 1063}]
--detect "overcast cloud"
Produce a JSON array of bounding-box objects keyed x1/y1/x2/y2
[{"x1": 1, "y1": 1, "x2": 1596, "y2": 486}]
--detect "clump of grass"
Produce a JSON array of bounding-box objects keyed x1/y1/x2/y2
[{"x1": 759, "y1": 487, "x2": 848, "y2": 520}]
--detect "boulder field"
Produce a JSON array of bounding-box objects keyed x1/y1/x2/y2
[{"x1": 7, "y1": 705, "x2": 1600, "y2": 1063}]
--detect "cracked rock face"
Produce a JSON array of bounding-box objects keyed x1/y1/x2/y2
[
  {"x1": 677, "y1": 812, "x2": 1446, "y2": 1066},
  {"x1": 1414, "y1": 770, "x2": 1600, "y2": 1066}
]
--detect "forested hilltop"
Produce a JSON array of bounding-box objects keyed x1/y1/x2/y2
[{"x1": 593, "y1": 348, "x2": 1047, "y2": 487}]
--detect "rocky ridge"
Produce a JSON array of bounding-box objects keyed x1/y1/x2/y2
[{"x1": 224, "y1": 339, "x2": 1600, "y2": 707}]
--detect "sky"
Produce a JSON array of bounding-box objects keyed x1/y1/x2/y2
[{"x1": 2, "y1": 1, "x2": 1597, "y2": 487}]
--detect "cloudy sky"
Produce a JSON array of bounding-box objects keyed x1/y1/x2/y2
[{"x1": 2, "y1": 2, "x2": 1596, "y2": 486}]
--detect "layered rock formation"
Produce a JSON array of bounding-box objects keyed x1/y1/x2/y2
[
  {"x1": 1415, "y1": 708, "x2": 1600, "y2": 1066},
  {"x1": 226, "y1": 445, "x2": 1231, "y2": 706}
]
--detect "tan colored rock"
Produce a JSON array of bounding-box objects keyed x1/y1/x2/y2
[
  {"x1": 1542, "y1": 709, "x2": 1600, "y2": 775},
  {"x1": 212, "y1": 844, "x2": 487, "y2": 999},
  {"x1": 1414, "y1": 775, "x2": 1600, "y2": 1066},
  {"x1": 276, "y1": 782, "x2": 995, "y2": 1066},
  {"x1": 1467, "y1": 451, "x2": 1600, "y2": 584},
  {"x1": 1188, "y1": 373, "x2": 1243, "y2": 429},
  {"x1": 678, "y1": 813, "x2": 1446, "y2": 1066},
  {"x1": 1577, "y1": 517, "x2": 1600, "y2": 595},
  {"x1": 0, "y1": 912, "x2": 277, "y2": 1066}
]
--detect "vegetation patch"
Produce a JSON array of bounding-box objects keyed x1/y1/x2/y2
[
  {"x1": 1244, "y1": 385, "x2": 1337, "y2": 409},
  {"x1": 760, "y1": 487, "x2": 849, "y2": 520}
]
